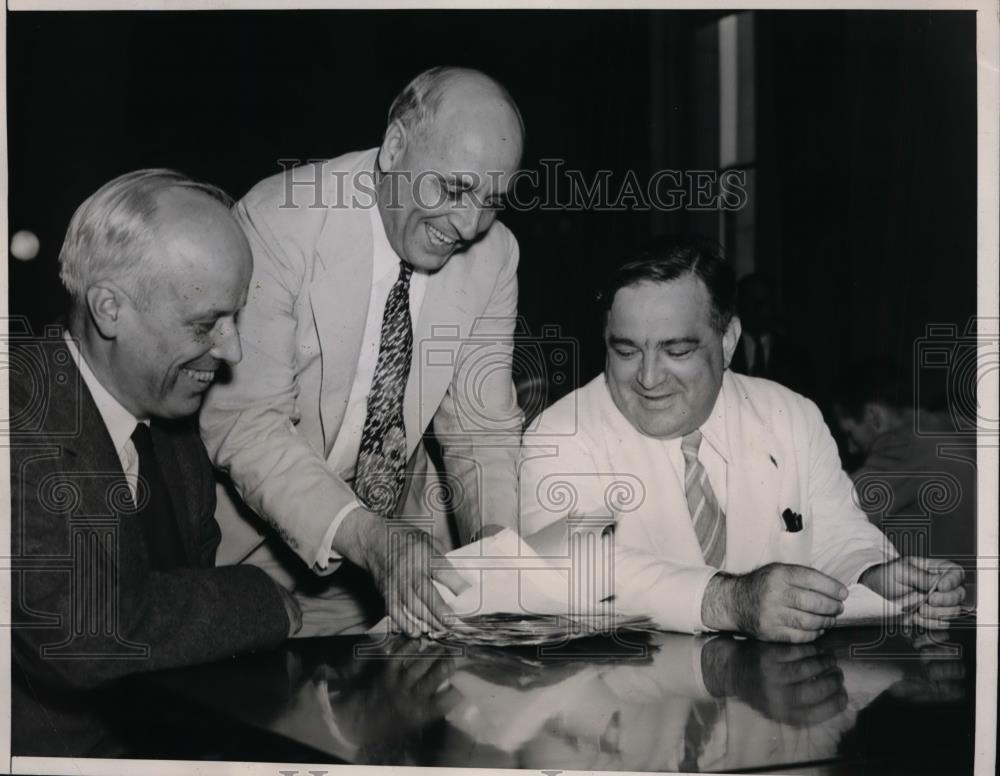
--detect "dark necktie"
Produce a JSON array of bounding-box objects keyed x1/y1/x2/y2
[
  {"x1": 130, "y1": 423, "x2": 186, "y2": 570},
  {"x1": 681, "y1": 430, "x2": 726, "y2": 568},
  {"x1": 355, "y1": 262, "x2": 414, "y2": 516}
]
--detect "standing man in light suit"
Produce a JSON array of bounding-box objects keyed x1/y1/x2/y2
[
  {"x1": 200, "y1": 67, "x2": 525, "y2": 637},
  {"x1": 520, "y1": 237, "x2": 965, "y2": 642}
]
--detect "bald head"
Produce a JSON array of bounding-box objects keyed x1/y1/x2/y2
[{"x1": 387, "y1": 66, "x2": 523, "y2": 153}]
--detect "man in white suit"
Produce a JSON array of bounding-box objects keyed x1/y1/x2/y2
[
  {"x1": 200, "y1": 67, "x2": 524, "y2": 636},
  {"x1": 520, "y1": 237, "x2": 965, "y2": 641}
]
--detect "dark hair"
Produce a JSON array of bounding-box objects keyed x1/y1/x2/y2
[
  {"x1": 598, "y1": 235, "x2": 736, "y2": 333},
  {"x1": 834, "y1": 357, "x2": 915, "y2": 420}
]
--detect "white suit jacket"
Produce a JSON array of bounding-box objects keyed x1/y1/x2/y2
[
  {"x1": 201, "y1": 149, "x2": 523, "y2": 578},
  {"x1": 519, "y1": 371, "x2": 896, "y2": 633}
]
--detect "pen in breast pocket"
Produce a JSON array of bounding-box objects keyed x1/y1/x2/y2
[{"x1": 781, "y1": 508, "x2": 803, "y2": 532}]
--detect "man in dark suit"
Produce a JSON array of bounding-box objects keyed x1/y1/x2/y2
[
  {"x1": 729, "y1": 272, "x2": 814, "y2": 397},
  {"x1": 9, "y1": 169, "x2": 302, "y2": 757}
]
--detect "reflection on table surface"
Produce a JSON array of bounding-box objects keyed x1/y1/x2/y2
[{"x1": 155, "y1": 619, "x2": 976, "y2": 772}]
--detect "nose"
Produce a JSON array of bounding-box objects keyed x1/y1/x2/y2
[
  {"x1": 210, "y1": 316, "x2": 243, "y2": 365},
  {"x1": 636, "y1": 353, "x2": 662, "y2": 390},
  {"x1": 449, "y1": 201, "x2": 489, "y2": 243}
]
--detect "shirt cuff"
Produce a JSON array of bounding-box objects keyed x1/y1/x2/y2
[
  {"x1": 847, "y1": 548, "x2": 899, "y2": 586},
  {"x1": 313, "y1": 499, "x2": 361, "y2": 572}
]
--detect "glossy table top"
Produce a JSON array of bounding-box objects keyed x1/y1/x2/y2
[{"x1": 152, "y1": 618, "x2": 977, "y2": 772}]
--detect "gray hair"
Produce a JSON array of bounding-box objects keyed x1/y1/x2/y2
[
  {"x1": 58, "y1": 168, "x2": 232, "y2": 306},
  {"x1": 386, "y1": 66, "x2": 525, "y2": 140}
]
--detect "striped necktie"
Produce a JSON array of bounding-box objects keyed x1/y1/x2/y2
[
  {"x1": 355, "y1": 262, "x2": 414, "y2": 516},
  {"x1": 681, "y1": 430, "x2": 726, "y2": 568}
]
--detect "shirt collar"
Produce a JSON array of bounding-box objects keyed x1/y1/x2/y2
[
  {"x1": 598, "y1": 372, "x2": 730, "y2": 462},
  {"x1": 63, "y1": 332, "x2": 146, "y2": 457},
  {"x1": 698, "y1": 378, "x2": 729, "y2": 463}
]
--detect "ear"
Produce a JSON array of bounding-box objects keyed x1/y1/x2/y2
[
  {"x1": 377, "y1": 119, "x2": 407, "y2": 173},
  {"x1": 722, "y1": 315, "x2": 742, "y2": 368},
  {"x1": 85, "y1": 282, "x2": 127, "y2": 339}
]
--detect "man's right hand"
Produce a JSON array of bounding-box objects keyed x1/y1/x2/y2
[
  {"x1": 333, "y1": 508, "x2": 468, "y2": 638},
  {"x1": 702, "y1": 563, "x2": 848, "y2": 642}
]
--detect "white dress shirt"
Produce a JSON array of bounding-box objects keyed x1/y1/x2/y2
[
  {"x1": 315, "y1": 202, "x2": 429, "y2": 569},
  {"x1": 521, "y1": 371, "x2": 894, "y2": 633},
  {"x1": 63, "y1": 332, "x2": 147, "y2": 502}
]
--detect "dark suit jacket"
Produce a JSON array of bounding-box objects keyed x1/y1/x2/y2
[
  {"x1": 9, "y1": 333, "x2": 291, "y2": 756},
  {"x1": 730, "y1": 331, "x2": 815, "y2": 398}
]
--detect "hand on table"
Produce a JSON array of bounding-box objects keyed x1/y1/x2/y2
[
  {"x1": 860, "y1": 556, "x2": 965, "y2": 629},
  {"x1": 702, "y1": 563, "x2": 847, "y2": 643},
  {"x1": 335, "y1": 509, "x2": 469, "y2": 637}
]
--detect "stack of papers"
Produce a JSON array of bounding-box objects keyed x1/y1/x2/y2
[{"x1": 441, "y1": 612, "x2": 659, "y2": 646}]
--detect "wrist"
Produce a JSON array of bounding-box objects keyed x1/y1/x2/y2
[
  {"x1": 277, "y1": 586, "x2": 303, "y2": 637},
  {"x1": 332, "y1": 506, "x2": 380, "y2": 569},
  {"x1": 701, "y1": 572, "x2": 738, "y2": 632}
]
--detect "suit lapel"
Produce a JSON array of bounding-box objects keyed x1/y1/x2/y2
[
  {"x1": 39, "y1": 342, "x2": 150, "y2": 575},
  {"x1": 310, "y1": 204, "x2": 373, "y2": 454},
  {"x1": 48, "y1": 337, "x2": 133, "y2": 517},
  {"x1": 404, "y1": 258, "x2": 476, "y2": 454}
]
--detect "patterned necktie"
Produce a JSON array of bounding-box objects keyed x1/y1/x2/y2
[
  {"x1": 355, "y1": 262, "x2": 414, "y2": 516},
  {"x1": 130, "y1": 423, "x2": 186, "y2": 570},
  {"x1": 681, "y1": 430, "x2": 726, "y2": 568}
]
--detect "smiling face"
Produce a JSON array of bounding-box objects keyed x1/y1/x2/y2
[
  {"x1": 375, "y1": 77, "x2": 522, "y2": 272},
  {"x1": 604, "y1": 275, "x2": 740, "y2": 439},
  {"x1": 109, "y1": 190, "x2": 252, "y2": 419}
]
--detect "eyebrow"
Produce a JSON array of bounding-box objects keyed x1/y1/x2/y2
[
  {"x1": 442, "y1": 174, "x2": 476, "y2": 190},
  {"x1": 189, "y1": 307, "x2": 229, "y2": 321},
  {"x1": 608, "y1": 335, "x2": 699, "y2": 348}
]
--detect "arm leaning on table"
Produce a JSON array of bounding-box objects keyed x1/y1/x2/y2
[
  {"x1": 12, "y1": 409, "x2": 294, "y2": 692},
  {"x1": 199, "y1": 190, "x2": 465, "y2": 637}
]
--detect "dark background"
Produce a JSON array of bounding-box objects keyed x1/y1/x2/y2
[{"x1": 7, "y1": 9, "x2": 978, "y2": 416}]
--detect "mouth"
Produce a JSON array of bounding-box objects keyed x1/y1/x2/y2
[
  {"x1": 425, "y1": 222, "x2": 457, "y2": 248},
  {"x1": 181, "y1": 367, "x2": 217, "y2": 387},
  {"x1": 637, "y1": 391, "x2": 675, "y2": 404}
]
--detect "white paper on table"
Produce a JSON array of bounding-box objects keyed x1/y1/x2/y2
[
  {"x1": 835, "y1": 583, "x2": 901, "y2": 627},
  {"x1": 369, "y1": 528, "x2": 579, "y2": 634}
]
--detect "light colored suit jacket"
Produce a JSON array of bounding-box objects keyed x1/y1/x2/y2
[
  {"x1": 519, "y1": 370, "x2": 896, "y2": 633},
  {"x1": 201, "y1": 149, "x2": 523, "y2": 582}
]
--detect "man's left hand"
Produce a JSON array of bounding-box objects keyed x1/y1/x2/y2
[{"x1": 860, "y1": 556, "x2": 965, "y2": 628}]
